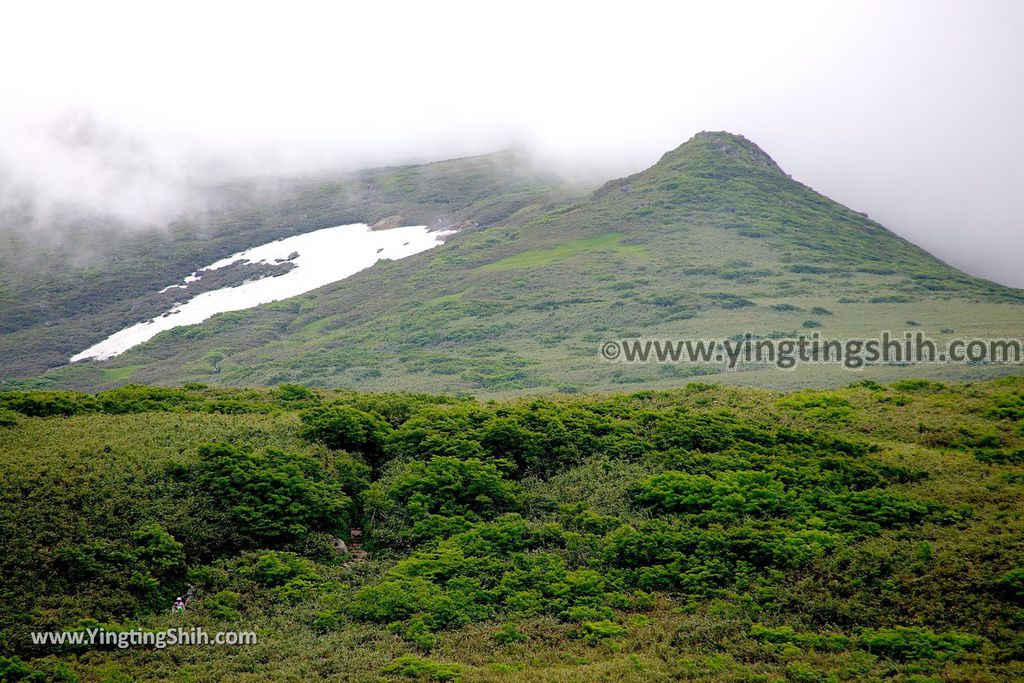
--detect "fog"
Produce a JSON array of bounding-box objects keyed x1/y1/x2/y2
[{"x1": 2, "y1": 0, "x2": 1021, "y2": 286}]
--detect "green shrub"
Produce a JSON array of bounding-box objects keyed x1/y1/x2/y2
[
  {"x1": 0, "y1": 656, "x2": 32, "y2": 681},
  {"x1": 192, "y1": 443, "x2": 352, "y2": 549},
  {"x1": 95, "y1": 385, "x2": 204, "y2": 413},
  {"x1": 750, "y1": 624, "x2": 850, "y2": 652},
  {"x1": 974, "y1": 448, "x2": 1024, "y2": 465},
  {"x1": 785, "y1": 662, "x2": 836, "y2": 683},
  {"x1": 204, "y1": 398, "x2": 273, "y2": 414},
  {"x1": 230, "y1": 551, "x2": 322, "y2": 602},
  {"x1": 300, "y1": 405, "x2": 391, "y2": 469},
  {"x1": 993, "y1": 568, "x2": 1024, "y2": 604},
  {"x1": 131, "y1": 523, "x2": 185, "y2": 578},
  {"x1": 205, "y1": 591, "x2": 242, "y2": 621},
  {"x1": 246, "y1": 552, "x2": 318, "y2": 587},
  {"x1": 368, "y1": 456, "x2": 522, "y2": 545},
  {"x1": 2, "y1": 380, "x2": 1021, "y2": 679},
  {"x1": 348, "y1": 578, "x2": 438, "y2": 622},
  {"x1": 0, "y1": 390, "x2": 96, "y2": 417},
  {"x1": 987, "y1": 392, "x2": 1024, "y2": 420},
  {"x1": 494, "y1": 623, "x2": 526, "y2": 644},
  {"x1": 779, "y1": 392, "x2": 851, "y2": 421},
  {"x1": 635, "y1": 470, "x2": 794, "y2": 520},
  {"x1": 858, "y1": 626, "x2": 983, "y2": 661},
  {"x1": 824, "y1": 489, "x2": 935, "y2": 529},
  {"x1": 580, "y1": 619, "x2": 626, "y2": 644},
  {"x1": 276, "y1": 383, "x2": 316, "y2": 402},
  {"x1": 388, "y1": 457, "x2": 521, "y2": 517},
  {"x1": 650, "y1": 411, "x2": 768, "y2": 452},
  {"x1": 891, "y1": 379, "x2": 943, "y2": 393},
  {"x1": 400, "y1": 615, "x2": 439, "y2": 650},
  {"x1": 382, "y1": 656, "x2": 462, "y2": 682}
]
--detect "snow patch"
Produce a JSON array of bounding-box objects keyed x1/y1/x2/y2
[{"x1": 71, "y1": 223, "x2": 453, "y2": 362}]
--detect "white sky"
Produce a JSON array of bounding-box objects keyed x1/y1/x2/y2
[{"x1": 1, "y1": 0, "x2": 1022, "y2": 286}]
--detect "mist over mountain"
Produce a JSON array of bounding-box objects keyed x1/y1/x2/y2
[
  {"x1": 3, "y1": 131, "x2": 1020, "y2": 394},
  {"x1": 2, "y1": 2, "x2": 1023, "y2": 285}
]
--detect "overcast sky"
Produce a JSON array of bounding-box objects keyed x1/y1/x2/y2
[{"x1": 2, "y1": 0, "x2": 1022, "y2": 286}]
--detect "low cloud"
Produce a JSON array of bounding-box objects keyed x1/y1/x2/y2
[{"x1": 1, "y1": 1, "x2": 1021, "y2": 286}]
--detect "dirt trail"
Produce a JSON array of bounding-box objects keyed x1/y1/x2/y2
[{"x1": 342, "y1": 528, "x2": 368, "y2": 568}]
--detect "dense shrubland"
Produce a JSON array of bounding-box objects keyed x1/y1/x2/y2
[{"x1": 0, "y1": 378, "x2": 1022, "y2": 681}]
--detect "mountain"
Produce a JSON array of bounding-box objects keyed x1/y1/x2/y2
[
  {"x1": 0, "y1": 151, "x2": 575, "y2": 378},
  {"x1": 4, "y1": 132, "x2": 1023, "y2": 393}
]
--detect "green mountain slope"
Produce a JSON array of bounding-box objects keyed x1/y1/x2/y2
[
  {"x1": 11, "y1": 132, "x2": 1024, "y2": 393},
  {"x1": 0, "y1": 151, "x2": 574, "y2": 379}
]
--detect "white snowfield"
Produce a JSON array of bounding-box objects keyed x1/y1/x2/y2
[{"x1": 70, "y1": 223, "x2": 454, "y2": 362}]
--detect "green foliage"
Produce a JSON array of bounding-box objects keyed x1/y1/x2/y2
[
  {"x1": 0, "y1": 385, "x2": 298, "y2": 417},
  {"x1": 1, "y1": 378, "x2": 1023, "y2": 681},
  {"x1": 349, "y1": 514, "x2": 641, "y2": 635},
  {"x1": 987, "y1": 392, "x2": 1024, "y2": 421},
  {"x1": 383, "y1": 400, "x2": 626, "y2": 478},
  {"x1": 579, "y1": 619, "x2": 627, "y2": 644},
  {"x1": 0, "y1": 656, "x2": 32, "y2": 681},
  {"x1": 131, "y1": 523, "x2": 185, "y2": 578},
  {"x1": 387, "y1": 456, "x2": 521, "y2": 517},
  {"x1": 275, "y1": 383, "x2": 316, "y2": 403},
  {"x1": 778, "y1": 392, "x2": 852, "y2": 421},
  {"x1": 347, "y1": 577, "x2": 439, "y2": 623},
  {"x1": 97, "y1": 385, "x2": 207, "y2": 413},
  {"x1": 204, "y1": 590, "x2": 242, "y2": 621},
  {"x1": 649, "y1": 411, "x2": 766, "y2": 452},
  {"x1": 246, "y1": 552, "x2": 318, "y2": 588},
  {"x1": 0, "y1": 390, "x2": 96, "y2": 417},
  {"x1": 494, "y1": 623, "x2": 527, "y2": 644},
  {"x1": 367, "y1": 456, "x2": 523, "y2": 546},
  {"x1": 823, "y1": 488, "x2": 937, "y2": 530},
  {"x1": 974, "y1": 447, "x2": 1024, "y2": 464},
  {"x1": 750, "y1": 624, "x2": 850, "y2": 652},
  {"x1": 635, "y1": 470, "x2": 795, "y2": 520},
  {"x1": 784, "y1": 662, "x2": 836, "y2": 683},
  {"x1": 891, "y1": 379, "x2": 944, "y2": 393},
  {"x1": 858, "y1": 627, "x2": 983, "y2": 661},
  {"x1": 191, "y1": 443, "x2": 352, "y2": 549},
  {"x1": 300, "y1": 404, "x2": 391, "y2": 469},
  {"x1": 48, "y1": 522, "x2": 185, "y2": 613},
  {"x1": 993, "y1": 568, "x2": 1024, "y2": 604},
  {"x1": 382, "y1": 656, "x2": 462, "y2": 682}
]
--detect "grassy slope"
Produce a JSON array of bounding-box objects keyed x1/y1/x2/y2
[
  {"x1": 36, "y1": 132, "x2": 1024, "y2": 394},
  {"x1": 0, "y1": 377, "x2": 1022, "y2": 682},
  {"x1": 0, "y1": 151, "x2": 575, "y2": 379}
]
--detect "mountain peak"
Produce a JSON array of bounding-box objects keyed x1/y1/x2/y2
[
  {"x1": 659, "y1": 130, "x2": 785, "y2": 175},
  {"x1": 594, "y1": 131, "x2": 787, "y2": 199}
]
